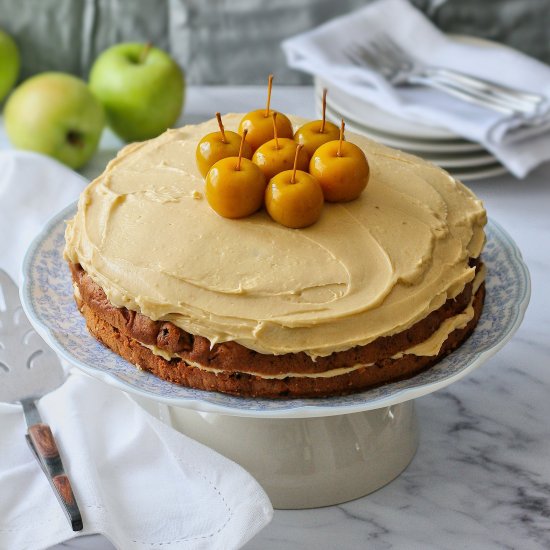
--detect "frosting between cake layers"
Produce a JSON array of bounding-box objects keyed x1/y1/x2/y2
[
  {"x1": 139, "y1": 265, "x2": 485, "y2": 378},
  {"x1": 64, "y1": 113, "x2": 486, "y2": 358}
]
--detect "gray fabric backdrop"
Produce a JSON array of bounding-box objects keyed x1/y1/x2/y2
[{"x1": 1, "y1": 0, "x2": 549, "y2": 85}]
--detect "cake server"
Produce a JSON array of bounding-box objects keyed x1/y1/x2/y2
[{"x1": 0, "y1": 269, "x2": 83, "y2": 531}]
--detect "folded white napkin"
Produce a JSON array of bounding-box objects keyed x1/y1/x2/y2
[
  {"x1": 0, "y1": 375, "x2": 272, "y2": 550},
  {"x1": 0, "y1": 150, "x2": 273, "y2": 549},
  {"x1": 282, "y1": 0, "x2": 550, "y2": 178},
  {"x1": 0, "y1": 150, "x2": 86, "y2": 283}
]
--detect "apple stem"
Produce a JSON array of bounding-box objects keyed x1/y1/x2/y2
[
  {"x1": 320, "y1": 88, "x2": 327, "y2": 133},
  {"x1": 291, "y1": 144, "x2": 303, "y2": 184},
  {"x1": 337, "y1": 119, "x2": 345, "y2": 158},
  {"x1": 216, "y1": 112, "x2": 227, "y2": 143},
  {"x1": 265, "y1": 74, "x2": 274, "y2": 117},
  {"x1": 272, "y1": 112, "x2": 279, "y2": 149},
  {"x1": 139, "y1": 42, "x2": 152, "y2": 64},
  {"x1": 236, "y1": 129, "x2": 248, "y2": 171}
]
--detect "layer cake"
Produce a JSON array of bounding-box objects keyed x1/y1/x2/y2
[{"x1": 64, "y1": 114, "x2": 487, "y2": 398}]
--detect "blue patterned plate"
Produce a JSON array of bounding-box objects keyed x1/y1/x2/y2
[{"x1": 21, "y1": 203, "x2": 530, "y2": 418}]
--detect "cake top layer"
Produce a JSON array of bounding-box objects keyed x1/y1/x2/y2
[{"x1": 65, "y1": 114, "x2": 486, "y2": 358}]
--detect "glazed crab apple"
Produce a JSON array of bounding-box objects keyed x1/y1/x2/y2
[
  {"x1": 252, "y1": 113, "x2": 309, "y2": 181},
  {"x1": 205, "y1": 130, "x2": 267, "y2": 219},
  {"x1": 196, "y1": 112, "x2": 252, "y2": 177},
  {"x1": 238, "y1": 74, "x2": 293, "y2": 151},
  {"x1": 309, "y1": 120, "x2": 370, "y2": 202},
  {"x1": 265, "y1": 144, "x2": 324, "y2": 229},
  {"x1": 294, "y1": 88, "x2": 340, "y2": 158}
]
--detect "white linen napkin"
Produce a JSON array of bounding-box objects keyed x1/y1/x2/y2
[
  {"x1": 0, "y1": 150, "x2": 86, "y2": 283},
  {"x1": 282, "y1": 0, "x2": 550, "y2": 178},
  {"x1": 0, "y1": 150, "x2": 273, "y2": 549},
  {"x1": 0, "y1": 375, "x2": 272, "y2": 550}
]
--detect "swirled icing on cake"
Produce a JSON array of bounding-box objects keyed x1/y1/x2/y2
[{"x1": 64, "y1": 114, "x2": 486, "y2": 358}]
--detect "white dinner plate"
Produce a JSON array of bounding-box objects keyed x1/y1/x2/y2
[
  {"x1": 320, "y1": 101, "x2": 505, "y2": 179},
  {"x1": 445, "y1": 164, "x2": 508, "y2": 182},
  {"x1": 317, "y1": 94, "x2": 485, "y2": 154},
  {"x1": 315, "y1": 78, "x2": 460, "y2": 142},
  {"x1": 318, "y1": 100, "x2": 507, "y2": 179},
  {"x1": 323, "y1": 101, "x2": 497, "y2": 165}
]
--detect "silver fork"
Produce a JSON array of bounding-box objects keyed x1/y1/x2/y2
[{"x1": 345, "y1": 34, "x2": 546, "y2": 116}]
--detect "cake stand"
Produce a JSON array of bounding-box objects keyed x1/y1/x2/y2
[{"x1": 21, "y1": 204, "x2": 530, "y2": 509}]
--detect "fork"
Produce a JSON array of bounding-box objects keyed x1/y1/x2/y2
[{"x1": 345, "y1": 34, "x2": 546, "y2": 116}]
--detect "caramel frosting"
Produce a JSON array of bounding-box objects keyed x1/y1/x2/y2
[
  {"x1": 64, "y1": 114, "x2": 486, "y2": 358},
  {"x1": 140, "y1": 266, "x2": 485, "y2": 378}
]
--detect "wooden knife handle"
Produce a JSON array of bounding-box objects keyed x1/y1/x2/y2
[
  {"x1": 27, "y1": 424, "x2": 83, "y2": 531},
  {"x1": 28, "y1": 423, "x2": 59, "y2": 459}
]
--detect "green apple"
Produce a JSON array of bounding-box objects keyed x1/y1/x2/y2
[
  {"x1": 89, "y1": 42, "x2": 185, "y2": 142},
  {"x1": 0, "y1": 29, "x2": 20, "y2": 102},
  {"x1": 4, "y1": 72, "x2": 105, "y2": 169}
]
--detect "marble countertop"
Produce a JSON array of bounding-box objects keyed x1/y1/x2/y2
[{"x1": 9, "y1": 86, "x2": 549, "y2": 550}]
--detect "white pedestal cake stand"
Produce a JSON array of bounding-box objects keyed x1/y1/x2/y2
[
  {"x1": 159, "y1": 400, "x2": 418, "y2": 509},
  {"x1": 21, "y1": 204, "x2": 530, "y2": 509}
]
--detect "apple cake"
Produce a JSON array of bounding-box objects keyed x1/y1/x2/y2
[{"x1": 64, "y1": 114, "x2": 486, "y2": 398}]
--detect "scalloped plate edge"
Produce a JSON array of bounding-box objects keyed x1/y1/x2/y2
[{"x1": 20, "y1": 205, "x2": 531, "y2": 418}]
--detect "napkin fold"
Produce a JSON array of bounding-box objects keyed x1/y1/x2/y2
[
  {"x1": 0, "y1": 150, "x2": 86, "y2": 283},
  {"x1": 282, "y1": 0, "x2": 550, "y2": 177},
  {"x1": 0, "y1": 150, "x2": 273, "y2": 549},
  {"x1": 0, "y1": 374, "x2": 272, "y2": 550}
]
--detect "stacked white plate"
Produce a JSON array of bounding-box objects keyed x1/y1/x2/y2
[{"x1": 314, "y1": 77, "x2": 508, "y2": 181}]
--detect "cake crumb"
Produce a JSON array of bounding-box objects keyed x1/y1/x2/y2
[{"x1": 192, "y1": 190, "x2": 203, "y2": 200}]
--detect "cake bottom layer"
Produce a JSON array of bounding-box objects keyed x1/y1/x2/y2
[
  {"x1": 75, "y1": 284, "x2": 485, "y2": 399},
  {"x1": 70, "y1": 262, "x2": 483, "y2": 376}
]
